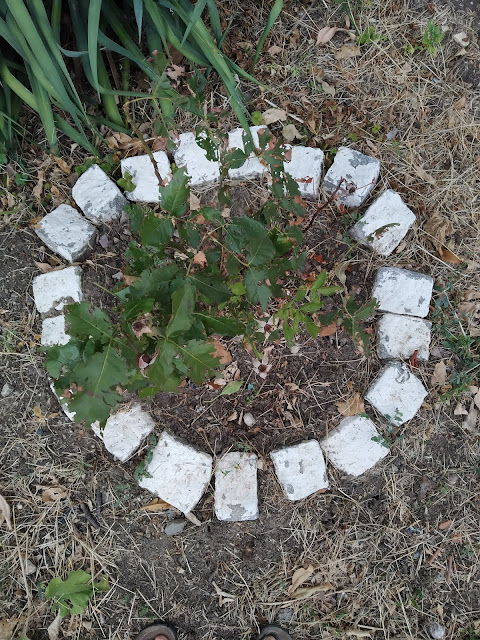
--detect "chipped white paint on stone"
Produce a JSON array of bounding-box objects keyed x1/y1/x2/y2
[
  {"x1": 41, "y1": 315, "x2": 69, "y2": 347},
  {"x1": 365, "y1": 361, "x2": 428, "y2": 425},
  {"x1": 371, "y1": 267, "x2": 434, "y2": 318},
  {"x1": 214, "y1": 451, "x2": 258, "y2": 521},
  {"x1": 72, "y1": 164, "x2": 127, "y2": 223},
  {"x1": 34, "y1": 204, "x2": 96, "y2": 263},
  {"x1": 283, "y1": 145, "x2": 324, "y2": 200},
  {"x1": 321, "y1": 415, "x2": 389, "y2": 477},
  {"x1": 49, "y1": 382, "x2": 75, "y2": 422},
  {"x1": 323, "y1": 146, "x2": 380, "y2": 207},
  {"x1": 33, "y1": 267, "x2": 83, "y2": 314},
  {"x1": 349, "y1": 190, "x2": 416, "y2": 256},
  {"x1": 270, "y1": 440, "x2": 328, "y2": 501},
  {"x1": 121, "y1": 152, "x2": 172, "y2": 202},
  {"x1": 138, "y1": 431, "x2": 213, "y2": 513},
  {"x1": 173, "y1": 131, "x2": 220, "y2": 187},
  {"x1": 227, "y1": 126, "x2": 269, "y2": 180},
  {"x1": 92, "y1": 404, "x2": 155, "y2": 462},
  {"x1": 377, "y1": 313, "x2": 432, "y2": 361}
]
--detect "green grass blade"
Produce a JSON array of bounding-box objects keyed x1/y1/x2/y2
[
  {"x1": 50, "y1": 0, "x2": 61, "y2": 41},
  {"x1": 88, "y1": 0, "x2": 102, "y2": 96},
  {"x1": 253, "y1": 0, "x2": 283, "y2": 67},
  {"x1": 181, "y1": 0, "x2": 208, "y2": 46},
  {"x1": 133, "y1": 0, "x2": 143, "y2": 41},
  {"x1": 205, "y1": 0, "x2": 222, "y2": 45},
  {"x1": 0, "y1": 61, "x2": 38, "y2": 111},
  {"x1": 28, "y1": 68, "x2": 58, "y2": 151},
  {"x1": 53, "y1": 115, "x2": 99, "y2": 156}
]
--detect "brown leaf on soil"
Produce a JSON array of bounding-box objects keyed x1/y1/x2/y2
[
  {"x1": 261, "y1": 108, "x2": 287, "y2": 125},
  {"x1": 189, "y1": 192, "x2": 201, "y2": 211},
  {"x1": 52, "y1": 155, "x2": 71, "y2": 175},
  {"x1": 140, "y1": 498, "x2": 175, "y2": 512},
  {"x1": 152, "y1": 136, "x2": 168, "y2": 151},
  {"x1": 415, "y1": 165, "x2": 436, "y2": 186},
  {"x1": 32, "y1": 169, "x2": 45, "y2": 200},
  {"x1": 454, "y1": 402, "x2": 468, "y2": 416},
  {"x1": 439, "y1": 519, "x2": 453, "y2": 530},
  {"x1": 0, "y1": 618, "x2": 24, "y2": 640},
  {"x1": 438, "y1": 248, "x2": 463, "y2": 264},
  {"x1": 410, "y1": 349, "x2": 418, "y2": 368},
  {"x1": 41, "y1": 486, "x2": 67, "y2": 503},
  {"x1": 166, "y1": 64, "x2": 185, "y2": 83},
  {"x1": 423, "y1": 212, "x2": 454, "y2": 254},
  {"x1": 319, "y1": 322, "x2": 338, "y2": 337},
  {"x1": 193, "y1": 250, "x2": 208, "y2": 269},
  {"x1": 336, "y1": 392, "x2": 365, "y2": 417},
  {"x1": 212, "y1": 339, "x2": 232, "y2": 365},
  {"x1": 282, "y1": 124, "x2": 303, "y2": 142},
  {"x1": 123, "y1": 274, "x2": 138, "y2": 285},
  {"x1": 288, "y1": 565, "x2": 315, "y2": 595},
  {"x1": 463, "y1": 401, "x2": 478, "y2": 432},
  {"x1": 431, "y1": 361, "x2": 447, "y2": 386},
  {"x1": 268, "y1": 45, "x2": 282, "y2": 56},
  {"x1": 291, "y1": 584, "x2": 333, "y2": 599},
  {"x1": 334, "y1": 45, "x2": 361, "y2": 60},
  {"x1": 0, "y1": 494, "x2": 12, "y2": 531},
  {"x1": 316, "y1": 26, "x2": 337, "y2": 46}
]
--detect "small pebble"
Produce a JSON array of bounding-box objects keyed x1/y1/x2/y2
[
  {"x1": 428, "y1": 622, "x2": 445, "y2": 640},
  {"x1": 164, "y1": 519, "x2": 187, "y2": 537},
  {"x1": 1, "y1": 382, "x2": 13, "y2": 397},
  {"x1": 243, "y1": 412, "x2": 256, "y2": 427}
]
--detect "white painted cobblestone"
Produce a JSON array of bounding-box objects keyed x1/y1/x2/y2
[
  {"x1": 283, "y1": 145, "x2": 324, "y2": 200},
  {"x1": 173, "y1": 131, "x2": 220, "y2": 187},
  {"x1": 72, "y1": 164, "x2": 127, "y2": 223},
  {"x1": 138, "y1": 431, "x2": 213, "y2": 513},
  {"x1": 41, "y1": 315, "x2": 69, "y2": 347},
  {"x1": 49, "y1": 382, "x2": 75, "y2": 422},
  {"x1": 377, "y1": 313, "x2": 432, "y2": 361},
  {"x1": 35, "y1": 204, "x2": 96, "y2": 263},
  {"x1": 371, "y1": 267, "x2": 434, "y2": 318},
  {"x1": 33, "y1": 267, "x2": 83, "y2": 314},
  {"x1": 121, "y1": 152, "x2": 172, "y2": 202},
  {"x1": 270, "y1": 440, "x2": 328, "y2": 501},
  {"x1": 227, "y1": 126, "x2": 268, "y2": 180},
  {"x1": 365, "y1": 361, "x2": 428, "y2": 425},
  {"x1": 349, "y1": 190, "x2": 416, "y2": 256},
  {"x1": 323, "y1": 147, "x2": 380, "y2": 207},
  {"x1": 214, "y1": 452, "x2": 258, "y2": 521},
  {"x1": 92, "y1": 404, "x2": 155, "y2": 462},
  {"x1": 321, "y1": 415, "x2": 389, "y2": 476}
]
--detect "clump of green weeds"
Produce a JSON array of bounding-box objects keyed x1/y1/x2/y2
[
  {"x1": 45, "y1": 129, "x2": 377, "y2": 428},
  {"x1": 432, "y1": 277, "x2": 479, "y2": 399},
  {"x1": 404, "y1": 19, "x2": 444, "y2": 56}
]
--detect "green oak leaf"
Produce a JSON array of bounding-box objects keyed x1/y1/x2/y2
[
  {"x1": 245, "y1": 269, "x2": 271, "y2": 310},
  {"x1": 140, "y1": 215, "x2": 174, "y2": 247},
  {"x1": 65, "y1": 302, "x2": 113, "y2": 342},
  {"x1": 166, "y1": 285, "x2": 195, "y2": 337},
  {"x1": 176, "y1": 339, "x2": 221, "y2": 384},
  {"x1": 159, "y1": 167, "x2": 189, "y2": 217}
]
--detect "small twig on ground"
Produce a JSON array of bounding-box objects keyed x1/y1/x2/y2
[{"x1": 79, "y1": 502, "x2": 100, "y2": 530}]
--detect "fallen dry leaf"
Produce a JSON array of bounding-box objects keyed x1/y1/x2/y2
[
  {"x1": 438, "y1": 248, "x2": 463, "y2": 264},
  {"x1": 212, "y1": 339, "x2": 232, "y2": 365},
  {"x1": 431, "y1": 361, "x2": 447, "y2": 387},
  {"x1": 140, "y1": 498, "x2": 175, "y2": 512},
  {"x1": 0, "y1": 618, "x2": 23, "y2": 640},
  {"x1": 52, "y1": 155, "x2": 71, "y2": 175},
  {"x1": 47, "y1": 612, "x2": 62, "y2": 640},
  {"x1": 288, "y1": 565, "x2": 315, "y2": 595},
  {"x1": 454, "y1": 402, "x2": 468, "y2": 416},
  {"x1": 261, "y1": 108, "x2": 287, "y2": 125},
  {"x1": 291, "y1": 584, "x2": 333, "y2": 600},
  {"x1": 439, "y1": 519, "x2": 453, "y2": 530},
  {"x1": 189, "y1": 192, "x2": 201, "y2": 211},
  {"x1": 424, "y1": 212, "x2": 453, "y2": 254},
  {"x1": 0, "y1": 494, "x2": 12, "y2": 531},
  {"x1": 193, "y1": 250, "x2": 208, "y2": 269},
  {"x1": 463, "y1": 401, "x2": 478, "y2": 432},
  {"x1": 282, "y1": 123, "x2": 303, "y2": 142},
  {"x1": 454, "y1": 95, "x2": 467, "y2": 111},
  {"x1": 166, "y1": 64, "x2": 185, "y2": 83},
  {"x1": 336, "y1": 392, "x2": 365, "y2": 417},
  {"x1": 41, "y1": 486, "x2": 67, "y2": 503},
  {"x1": 334, "y1": 45, "x2": 361, "y2": 60},
  {"x1": 316, "y1": 26, "x2": 337, "y2": 45},
  {"x1": 453, "y1": 31, "x2": 469, "y2": 47},
  {"x1": 415, "y1": 165, "x2": 436, "y2": 186},
  {"x1": 319, "y1": 322, "x2": 338, "y2": 337},
  {"x1": 268, "y1": 44, "x2": 282, "y2": 55},
  {"x1": 32, "y1": 169, "x2": 45, "y2": 200}
]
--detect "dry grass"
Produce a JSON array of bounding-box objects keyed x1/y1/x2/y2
[{"x1": 1, "y1": 0, "x2": 480, "y2": 639}]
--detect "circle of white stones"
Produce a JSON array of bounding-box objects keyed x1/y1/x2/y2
[{"x1": 32, "y1": 131, "x2": 434, "y2": 522}]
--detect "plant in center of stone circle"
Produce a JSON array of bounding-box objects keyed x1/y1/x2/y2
[{"x1": 45, "y1": 129, "x2": 377, "y2": 428}]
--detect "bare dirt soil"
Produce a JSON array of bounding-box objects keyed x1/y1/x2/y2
[{"x1": 1, "y1": 1, "x2": 480, "y2": 639}]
